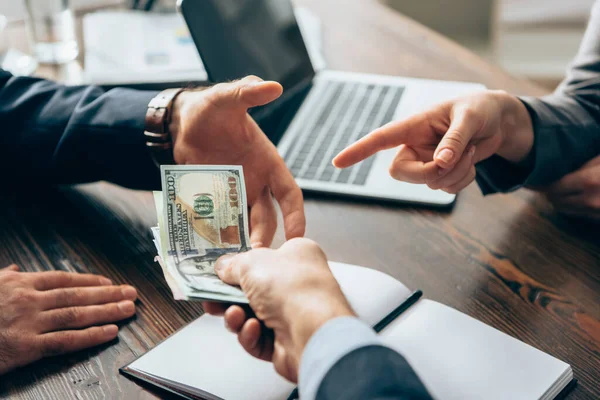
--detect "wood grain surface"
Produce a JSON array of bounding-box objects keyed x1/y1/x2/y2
[{"x1": 1, "y1": 0, "x2": 598, "y2": 399}]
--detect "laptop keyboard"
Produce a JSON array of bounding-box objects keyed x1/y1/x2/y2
[{"x1": 284, "y1": 80, "x2": 405, "y2": 186}]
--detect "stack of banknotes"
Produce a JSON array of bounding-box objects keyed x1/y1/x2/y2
[{"x1": 151, "y1": 165, "x2": 250, "y2": 303}]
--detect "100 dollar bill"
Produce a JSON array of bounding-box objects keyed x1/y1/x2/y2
[{"x1": 157, "y1": 165, "x2": 251, "y2": 303}]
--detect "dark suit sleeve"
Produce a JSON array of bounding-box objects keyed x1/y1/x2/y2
[
  {"x1": 298, "y1": 317, "x2": 432, "y2": 400},
  {"x1": 475, "y1": 0, "x2": 600, "y2": 194},
  {"x1": 316, "y1": 345, "x2": 432, "y2": 400},
  {"x1": 0, "y1": 70, "x2": 160, "y2": 190}
]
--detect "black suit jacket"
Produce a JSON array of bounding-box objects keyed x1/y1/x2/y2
[
  {"x1": 0, "y1": 70, "x2": 159, "y2": 189},
  {"x1": 317, "y1": 345, "x2": 432, "y2": 400}
]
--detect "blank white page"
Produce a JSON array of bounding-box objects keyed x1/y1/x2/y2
[
  {"x1": 329, "y1": 261, "x2": 412, "y2": 326},
  {"x1": 129, "y1": 314, "x2": 293, "y2": 400},
  {"x1": 381, "y1": 300, "x2": 571, "y2": 400}
]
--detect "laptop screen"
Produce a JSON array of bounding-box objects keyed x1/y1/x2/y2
[{"x1": 181, "y1": 0, "x2": 316, "y2": 93}]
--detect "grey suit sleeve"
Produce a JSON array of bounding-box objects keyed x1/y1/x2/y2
[
  {"x1": 298, "y1": 317, "x2": 432, "y2": 400},
  {"x1": 0, "y1": 70, "x2": 160, "y2": 189},
  {"x1": 476, "y1": 0, "x2": 600, "y2": 194}
]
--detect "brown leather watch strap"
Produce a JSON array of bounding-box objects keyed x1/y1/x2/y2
[{"x1": 144, "y1": 88, "x2": 186, "y2": 166}]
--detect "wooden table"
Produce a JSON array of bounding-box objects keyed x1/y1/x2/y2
[{"x1": 1, "y1": 0, "x2": 599, "y2": 398}]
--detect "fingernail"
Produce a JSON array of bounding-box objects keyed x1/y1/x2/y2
[
  {"x1": 100, "y1": 277, "x2": 112, "y2": 285},
  {"x1": 469, "y1": 146, "x2": 476, "y2": 157},
  {"x1": 118, "y1": 300, "x2": 135, "y2": 314},
  {"x1": 121, "y1": 286, "x2": 137, "y2": 299},
  {"x1": 214, "y1": 254, "x2": 234, "y2": 273},
  {"x1": 436, "y1": 149, "x2": 455, "y2": 164},
  {"x1": 103, "y1": 325, "x2": 118, "y2": 336},
  {"x1": 247, "y1": 80, "x2": 268, "y2": 88}
]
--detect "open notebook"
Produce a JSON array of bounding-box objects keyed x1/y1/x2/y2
[{"x1": 121, "y1": 262, "x2": 574, "y2": 400}]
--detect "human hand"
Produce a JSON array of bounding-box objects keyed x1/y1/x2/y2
[
  {"x1": 0, "y1": 265, "x2": 137, "y2": 375},
  {"x1": 538, "y1": 155, "x2": 600, "y2": 220},
  {"x1": 170, "y1": 76, "x2": 305, "y2": 247},
  {"x1": 203, "y1": 239, "x2": 354, "y2": 382},
  {"x1": 333, "y1": 90, "x2": 534, "y2": 194}
]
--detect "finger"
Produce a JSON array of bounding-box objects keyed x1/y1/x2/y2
[
  {"x1": 269, "y1": 162, "x2": 306, "y2": 240},
  {"x1": 441, "y1": 166, "x2": 477, "y2": 194},
  {"x1": 32, "y1": 271, "x2": 112, "y2": 291},
  {"x1": 249, "y1": 187, "x2": 277, "y2": 248},
  {"x1": 2, "y1": 264, "x2": 19, "y2": 272},
  {"x1": 202, "y1": 302, "x2": 229, "y2": 316},
  {"x1": 239, "y1": 78, "x2": 283, "y2": 108},
  {"x1": 37, "y1": 325, "x2": 119, "y2": 358},
  {"x1": 239, "y1": 318, "x2": 274, "y2": 362},
  {"x1": 559, "y1": 209, "x2": 600, "y2": 221},
  {"x1": 553, "y1": 201, "x2": 600, "y2": 220},
  {"x1": 388, "y1": 145, "x2": 439, "y2": 184},
  {"x1": 582, "y1": 154, "x2": 600, "y2": 168},
  {"x1": 272, "y1": 340, "x2": 298, "y2": 383},
  {"x1": 544, "y1": 171, "x2": 586, "y2": 196},
  {"x1": 40, "y1": 285, "x2": 137, "y2": 310},
  {"x1": 547, "y1": 191, "x2": 600, "y2": 212},
  {"x1": 333, "y1": 113, "x2": 431, "y2": 168},
  {"x1": 213, "y1": 76, "x2": 283, "y2": 110},
  {"x1": 548, "y1": 193, "x2": 600, "y2": 220},
  {"x1": 39, "y1": 301, "x2": 136, "y2": 332},
  {"x1": 214, "y1": 254, "x2": 244, "y2": 286},
  {"x1": 428, "y1": 145, "x2": 476, "y2": 190},
  {"x1": 548, "y1": 193, "x2": 586, "y2": 210},
  {"x1": 434, "y1": 107, "x2": 483, "y2": 169},
  {"x1": 224, "y1": 306, "x2": 247, "y2": 333}
]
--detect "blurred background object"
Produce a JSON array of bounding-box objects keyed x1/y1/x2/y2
[
  {"x1": 82, "y1": 9, "x2": 207, "y2": 86},
  {"x1": 24, "y1": 0, "x2": 79, "y2": 64},
  {"x1": 0, "y1": 0, "x2": 323, "y2": 88},
  {"x1": 0, "y1": 0, "x2": 123, "y2": 19},
  {"x1": 82, "y1": 4, "x2": 324, "y2": 87},
  {"x1": 0, "y1": 0, "x2": 592, "y2": 90},
  {"x1": 381, "y1": 0, "x2": 595, "y2": 90},
  {"x1": 497, "y1": 0, "x2": 595, "y2": 88},
  {"x1": 0, "y1": 13, "x2": 38, "y2": 75}
]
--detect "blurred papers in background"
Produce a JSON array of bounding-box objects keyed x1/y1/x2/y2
[{"x1": 83, "y1": 7, "x2": 326, "y2": 86}]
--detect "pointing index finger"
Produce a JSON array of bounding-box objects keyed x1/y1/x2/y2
[{"x1": 333, "y1": 113, "x2": 430, "y2": 169}]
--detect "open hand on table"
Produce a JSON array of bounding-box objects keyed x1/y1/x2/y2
[
  {"x1": 538, "y1": 154, "x2": 600, "y2": 220},
  {"x1": 0, "y1": 265, "x2": 137, "y2": 375}
]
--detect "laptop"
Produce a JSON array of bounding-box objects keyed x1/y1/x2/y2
[{"x1": 178, "y1": 0, "x2": 485, "y2": 206}]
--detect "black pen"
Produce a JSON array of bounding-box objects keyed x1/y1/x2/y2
[{"x1": 287, "y1": 290, "x2": 423, "y2": 399}]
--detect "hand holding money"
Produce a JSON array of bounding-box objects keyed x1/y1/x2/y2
[
  {"x1": 205, "y1": 238, "x2": 355, "y2": 383},
  {"x1": 169, "y1": 76, "x2": 306, "y2": 246},
  {"x1": 153, "y1": 165, "x2": 252, "y2": 303}
]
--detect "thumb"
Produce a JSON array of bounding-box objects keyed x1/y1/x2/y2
[
  {"x1": 214, "y1": 254, "x2": 243, "y2": 286},
  {"x1": 210, "y1": 76, "x2": 283, "y2": 111},
  {"x1": 236, "y1": 75, "x2": 283, "y2": 109},
  {"x1": 434, "y1": 107, "x2": 482, "y2": 169}
]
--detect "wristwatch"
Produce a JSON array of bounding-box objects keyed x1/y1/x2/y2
[{"x1": 144, "y1": 88, "x2": 186, "y2": 166}]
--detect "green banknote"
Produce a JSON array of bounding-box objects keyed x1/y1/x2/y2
[{"x1": 153, "y1": 165, "x2": 251, "y2": 303}]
